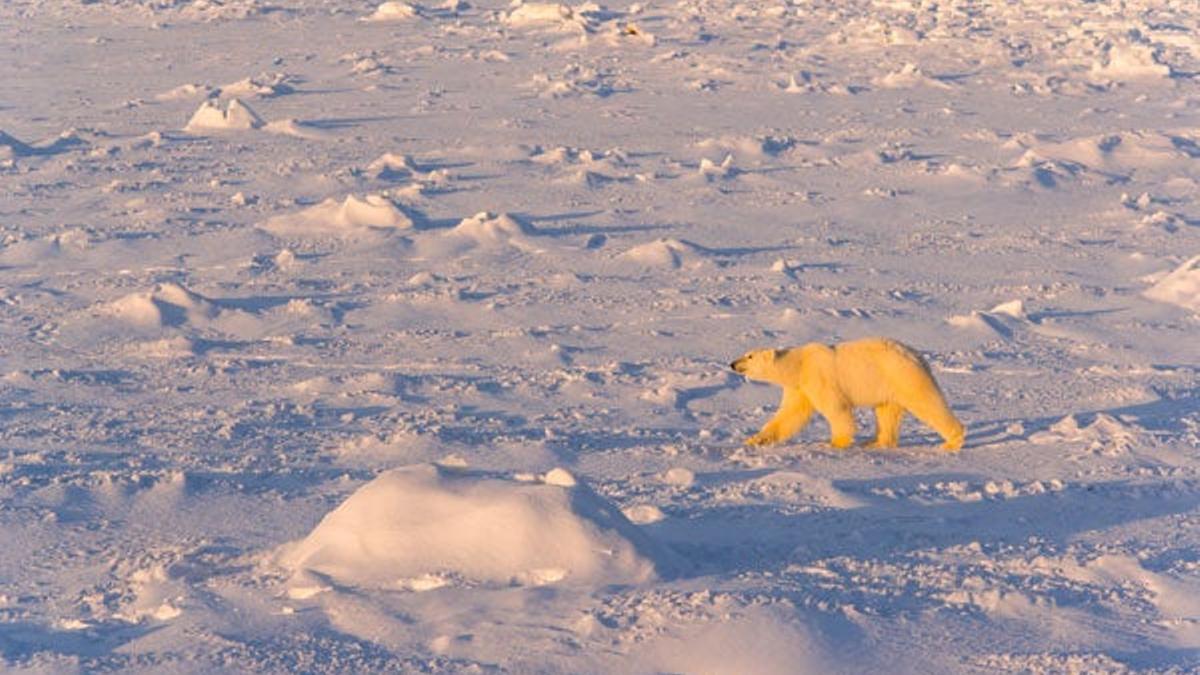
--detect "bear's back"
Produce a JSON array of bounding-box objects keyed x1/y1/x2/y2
[{"x1": 832, "y1": 338, "x2": 934, "y2": 405}]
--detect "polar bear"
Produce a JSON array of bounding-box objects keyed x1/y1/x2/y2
[{"x1": 730, "y1": 337, "x2": 964, "y2": 451}]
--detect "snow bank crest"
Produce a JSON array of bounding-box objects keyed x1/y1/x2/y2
[{"x1": 276, "y1": 463, "x2": 676, "y2": 591}]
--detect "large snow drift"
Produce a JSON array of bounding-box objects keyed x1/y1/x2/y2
[{"x1": 276, "y1": 463, "x2": 676, "y2": 589}]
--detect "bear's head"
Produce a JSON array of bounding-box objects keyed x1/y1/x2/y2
[{"x1": 730, "y1": 348, "x2": 786, "y2": 382}]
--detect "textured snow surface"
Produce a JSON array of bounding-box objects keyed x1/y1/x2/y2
[{"x1": 2, "y1": 0, "x2": 1200, "y2": 672}]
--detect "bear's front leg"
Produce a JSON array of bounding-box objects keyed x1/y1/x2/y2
[
  {"x1": 821, "y1": 405, "x2": 857, "y2": 449},
  {"x1": 745, "y1": 389, "x2": 813, "y2": 446},
  {"x1": 745, "y1": 421, "x2": 781, "y2": 446}
]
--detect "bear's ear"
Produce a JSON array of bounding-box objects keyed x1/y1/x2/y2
[{"x1": 773, "y1": 348, "x2": 787, "y2": 360}]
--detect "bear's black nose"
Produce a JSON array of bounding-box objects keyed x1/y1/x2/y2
[{"x1": 730, "y1": 360, "x2": 741, "y2": 371}]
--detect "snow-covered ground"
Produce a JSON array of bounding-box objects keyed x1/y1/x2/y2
[{"x1": 2, "y1": 0, "x2": 1200, "y2": 671}]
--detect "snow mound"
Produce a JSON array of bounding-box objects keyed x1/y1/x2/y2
[
  {"x1": 126, "y1": 336, "x2": 199, "y2": 359},
  {"x1": 528, "y1": 145, "x2": 632, "y2": 185},
  {"x1": 363, "y1": 1, "x2": 417, "y2": 21},
  {"x1": 219, "y1": 72, "x2": 295, "y2": 98},
  {"x1": 106, "y1": 283, "x2": 221, "y2": 329},
  {"x1": 873, "y1": 63, "x2": 951, "y2": 89},
  {"x1": 505, "y1": 2, "x2": 587, "y2": 31},
  {"x1": 261, "y1": 195, "x2": 413, "y2": 237},
  {"x1": 1014, "y1": 132, "x2": 1186, "y2": 173},
  {"x1": 1144, "y1": 255, "x2": 1200, "y2": 313},
  {"x1": 417, "y1": 211, "x2": 543, "y2": 257},
  {"x1": 1091, "y1": 41, "x2": 1172, "y2": 81},
  {"x1": 276, "y1": 463, "x2": 673, "y2": 589},
  {"x1": 696, "y1": 135, "x2": 795, "y2": 161},
  {"x1": 155, "y1": 83, "x2": 215, "y2": 102},
  {"x1": 113, "y1": 563, "x2": 186, "y2": 624},
  {"x1": 1030, "y1": 414, "x2": 1149, "y2": 457},
  {"x1": 451, "y1": 211, "x2": 536, "y2": 241},
  {"x1": 0, "y1": 229, "x2": 92, "y2": 265},
  {"x1": 184, "y1": 98, "x2": 264, "y2": 132},
  {"x1": 367, "y1": 152, "x2": 419, "y2": 179},
  {"x1": 947, "y1": 299, "x2": 1027, "y2": 338},
  {"x1": 697, "y1": 154, "x2": 735, "y2": 180},
  {"x1": 621, "y1": 238, "x2": 711, "y2": 269},
  {"x1": 365, "y1": 153, "x2": 452, "y2": 191},
  {"x1": 262, "y1": 118, "x2": 335, "y2": 140}
]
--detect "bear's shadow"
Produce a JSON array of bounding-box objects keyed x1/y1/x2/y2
[{"x1": 649, "y1": 472, "x2": 1197, "y2": 579}]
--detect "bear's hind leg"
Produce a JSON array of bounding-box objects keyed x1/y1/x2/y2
[
  {"x1": 870, "y1": 403, "x2": 903, "y2": 449},
  {"x1": 901, "y1": 397, "x2": 964, "y2": 451}
]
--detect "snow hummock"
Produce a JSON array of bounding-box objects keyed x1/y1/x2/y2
[
  {"x1": 363, "y1": 1, "x2": 417, "y2": 22},
  {"x1": 505, "y1": 2, "x2": 583, "y2": 30},
  {"x1": 184, "y1": 98, "x2": 265, "y2": 132},
  {"x1": 1012, "y1": 132, "x2": 1186, "y2": 174},
  {"x1": 947, "y1": 299, "x2": 1027, "y2": 338},
  {"x1": 219, "y1": 72, "x2": 295, "y2": 98},
  {"x1": 112, "y1": 564, "x2": 186, "y2": 624},
  {"x1": 1090, "y1": 41, "x2": 1172, "y2": 81},
  {"x1": 106, "y1": 282, "x2": 221, "y2": 328},
  {"x1": 155, "y1": 83, "x2": 215, "y2": 102},
  {"x1": 366, "y1": 152, "x2": 418, "y2": 178},
  {"x1": 276, "y1": 463, "x2": 674, "y2": 589},
  {"x1": 449, "y1": 211, "x2": 536, "y2": 242},
  {"x1": 698, "y1": 154, "x2": 735, "y2": 179},
  {"x1": 1030, "y1": 414, "x2": 1149, "y2": 457},
  {"x1": 261, "y1": 194, "x2": 413, "y2": 237},
  {"x1": 621, "y1": 238, "x2": 711, "y2": 269},
  {"x1": 873, "y1": 62, "x2": 951, "y2": 89},
  {"x1": 262, "y1": 118, "x2": 335, "y2": 140},
  {"x1": 1144, "y1": 255, "x2": 1200, "y2": 313},
  {"x1": 417, "y1": 211, "x2": 544, "y2": 257}
]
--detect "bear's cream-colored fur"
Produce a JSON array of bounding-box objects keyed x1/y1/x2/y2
[{"x1": 730, "y1": 337, "x2": 964, "y2": 451}]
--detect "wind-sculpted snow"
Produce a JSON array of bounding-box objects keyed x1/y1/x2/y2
[
  {"x1": 184, "y1": 98, "x2": 265, "y2": 132},
  {"x1": 276, "y1": 462, "x2": 675, "y2": 590},
  {"x1": 1144, "y1": 255, "x2": 1200, "y2": 314},
  {"x1": 2, "y1": 0, "x2": 1200, "y2": 671}
]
